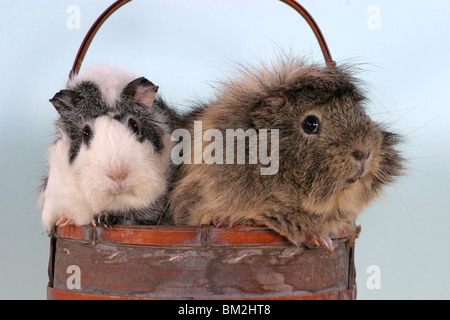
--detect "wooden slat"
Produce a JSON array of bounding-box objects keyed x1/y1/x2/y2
[
  {"x1": 51, "y1": 239, "x2": 350, "y2": 299},
  {"x1": 47, "y1": 286, "x2": 356, "y2": 300}
]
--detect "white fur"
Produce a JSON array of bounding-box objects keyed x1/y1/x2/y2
[
  {"x1": 41, "y1": 134, "x2": 92, "y2": 231},
  {"x1": 41, "y1": 117, "x2": 173, "y2": 232},
  {"x1": 67, "y1": 65, "x2": 136, "y2": 107},
  {"x1": 74, "y1": 116, "x2": 171, "y2": 213}
]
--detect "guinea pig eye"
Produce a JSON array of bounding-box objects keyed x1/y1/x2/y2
[
  {"x1": 82, "y1": 125, "x2": 92, "y2": 144},
  {"x1": 302, "y1": 115, "x2": 320, "y2": 135},
  {"x1": 128, "y1": 118, "x2": 140, "y2": 135}
]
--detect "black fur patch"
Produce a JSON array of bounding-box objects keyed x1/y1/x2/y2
[{"x1": 55, "y1": 81, "x2": 171, "y2": 163}]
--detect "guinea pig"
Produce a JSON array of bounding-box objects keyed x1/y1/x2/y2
[
  {"x1": 167, "y1": 56, "x2": 404, "y2": 252},
  {"x1": 39, "y1": 65, "x2": 177, "y2": 233}
]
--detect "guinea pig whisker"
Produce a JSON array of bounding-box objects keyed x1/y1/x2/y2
[{"x1": 370, "y1": 168, "x2": 388, "y2": 184}]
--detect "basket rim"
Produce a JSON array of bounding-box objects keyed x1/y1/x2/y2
[{"x1": 53, "y1": 224, "x2": 352, "y2": 248}]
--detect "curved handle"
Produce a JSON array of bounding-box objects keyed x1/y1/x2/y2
[
  {"x1": 280, "y1": 0, "x2": 335, "y2": 66},
  {"x1": 70, "y1": 0, "x2": 132, "y2": 78},
  {"x1": 70, "y1": 0, "x2": 334, "y2": 78}
]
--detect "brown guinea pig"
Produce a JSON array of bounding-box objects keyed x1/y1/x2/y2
[{"x1": 166, "y1": 56, "x2": 404, "y2": 252}]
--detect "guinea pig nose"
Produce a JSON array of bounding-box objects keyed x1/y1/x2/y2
[
  {"x1": 107, "y1": 167, "x2": 129, "y2": 182},
  {"x1": 351, "y1": 149, "x2": 370, "y2": 161}
]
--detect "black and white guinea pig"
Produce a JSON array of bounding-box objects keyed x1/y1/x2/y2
[{"x1": 39, "y1": 65, "x2": 176, "y2": 233}]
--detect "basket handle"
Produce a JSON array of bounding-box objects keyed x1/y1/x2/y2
[{"x1": 69, "y1": 0, "x2": 335, "y2": 78}]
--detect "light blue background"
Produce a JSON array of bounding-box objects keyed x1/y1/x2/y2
[{"x1": 1, "y1": 0, "x2": 449, "y2": 300}]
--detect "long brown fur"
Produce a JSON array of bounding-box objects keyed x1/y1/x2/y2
[{"x1": 166, "y1": 56, "x2": 404, "y2": 247}]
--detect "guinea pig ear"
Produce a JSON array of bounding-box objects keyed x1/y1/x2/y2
[
  {"x1": 249, "y1": 95, "x2": 289, "y2": 127},
  {"x1": 49, "y1": 90, "x2": 81, "y2": 115},
  {"x1": 122, "y1": 77, "x2": 159, "y2": 108},
  {"x1": 251, "y1": 94, "x2": 288, "y2": 112},
  {"x1": 262, "y1": 95, "x2": 288, "y2": 109}
]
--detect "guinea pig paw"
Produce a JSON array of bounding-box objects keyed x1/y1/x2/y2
[
  {"x1": 212, "y1": 217, "x2": 233, "y2": 229},
  {"x1": 305, "y1": 233, "x2": 334, "y2": 253},
  {"x1": 92, "y1": 215, "x2": 114, "y2": 228},
  {"x1": 55, "y1": 216, "x2": 73, "y2": 228}
]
